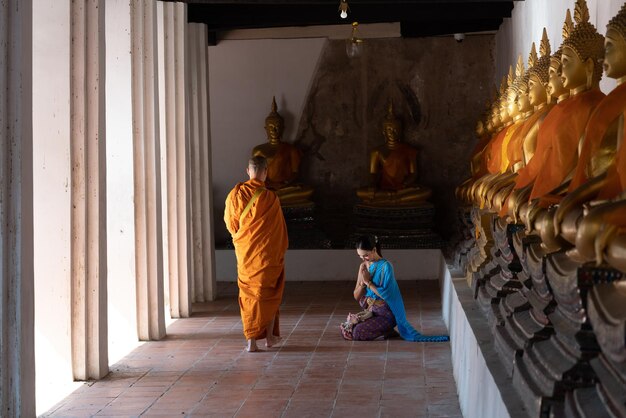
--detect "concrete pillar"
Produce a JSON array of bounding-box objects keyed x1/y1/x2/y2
[
  {"x1": 70, "y1": 0, "x2": 108, "y2": 380},
  {"x1": 0, "y1": 0, "x2": 36, "y2": 416},
  {"x1": 131, "y1": 0, "x2": 166, "y2": 340},
  {"x1": 106, "y1": 0, "x2": 141, "y2": 362},
  {"x1": 159, "y1": 1, "x2": 192, "y2": 318},
  {"x1": 188, "y1": 23, "x2": 217, "y2": 302},
  {"x1": 32, "y1": 0, "x2": 76, "y2": 412}
]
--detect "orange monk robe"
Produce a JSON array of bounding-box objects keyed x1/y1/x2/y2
[
  {"x1": 377, "y1": 143, "x2": 418, "y2": 191},
  {"x1": 497, "y1": 107, "x2": 555, "y2": 217},
  {"x1": 529, "y1": 88, "x2": 605, "y2": 202},
  {"x1": 224, "y1": 178, "x2": 289, "y2": 340},
  {"x1": 513, "y1": 98, "x2": 574, "y2": 191},
  {"x1": 499, "y1": 119, "x2": 526, "y2": 173},
  {"x1": 265, "y1": 143, "x2": 302, "y2": 186},
  {"x1": 470, "y1": 134, "x2": 492, "y2": 179},
  {"x1": 506, "y1": 106, "x2": 553, "y2": 171},
  {"x1": 569, "y1": 83, "x2": 626, "y2": 195},
  {"x1": 471, "y1": 132, "x2": 498, "y2": 180},
  {"x1": 486, "y1": 126, "x2": 511, "y2": 174},
  {"x1": 597, "y1": 111, "x2": 626, "y2": 200}
]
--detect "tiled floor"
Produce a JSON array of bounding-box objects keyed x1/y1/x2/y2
[{"x1": 44, "y1": 281, "x2": 461, "y2": 418}]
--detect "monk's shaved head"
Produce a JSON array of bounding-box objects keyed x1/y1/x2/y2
[
  {"x1": 247, "y1": 156, "x2": 268, "y2": 181},
  {"x1": 248, "y1": 156, "x2": 268, "y2": 171}
]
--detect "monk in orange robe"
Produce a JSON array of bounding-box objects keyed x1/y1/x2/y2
[{"x1": 224, "y1": 156, "x2": 289, "y2": 352}]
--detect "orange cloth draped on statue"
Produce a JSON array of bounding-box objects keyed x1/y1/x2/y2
[
  {"x1": 470, "y1": 134, "x2": 492, "y2": 178},
  {"x1": 265, "y1": 143, "x2": 302, "y2": 186},
  {"x1": 598, "y1": 112, "x2": 626, "y2": 199},
  {"x1": 471, "y1": 133, "x2": 497, "y2": 179},
  {"x1": 486, "y1": 126, "x2": 510, "y2": 174},
  {"x1": 506, "y1": 106, "x2": 553, "y2": 171},
  {"x1": 513, "y1": 98, "x2": 573, "y2": 190},
  {"x1": 569, "y1": 83, "x2": 626, "y2": 193},
  {"x1": 499, "y1": 120, "x2": 525, "y2": 172},
  {"x1": 377, "y1": 143, "x2": 418, "y2": 190},
  {"x1": 529, "y1": 88, "x2": 605, "y2": 201},
  {"x1": 224, "y1": 178, "x2": 289, "y2": 340}
]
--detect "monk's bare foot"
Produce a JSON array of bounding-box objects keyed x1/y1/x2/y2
[
  {"x1": 246, "y1": 339, "x2": 259, "y2": 352},
  {"x1": 265, "y1": 335, "x2": 282, "y2": 348}
]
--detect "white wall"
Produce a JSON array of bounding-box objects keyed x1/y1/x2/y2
[
  {"x1": 495, "y1": 0, "x2": 624, "y2": 94},
  {"x1": 105, "y1": 0, "x2": 141, "y2": 365},
  {"x1": 208, "y1": 38, "x2": 326, "y2": 244},
  {"x1": 32, "y1": 0, "x2": 78, "y2": 414},
  {"x1": 216, "y1": 249, "x2": 443, "y2": 281}
]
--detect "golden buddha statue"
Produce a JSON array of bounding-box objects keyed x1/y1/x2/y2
[
  {"x1": 357, "y1": 101, "x2": 431, "y2": 206},
  {"x1": 514, "y1": 14, "x2": 574, "y2": 225},
  {"x1": 485, "y1": 57, "x2": 532, "y2": 211},
  {"x1": 552, "y1": 3, "x2": 626, "y2": 268},
  {"x1": 500, "y1": 30, "x2": 555, "y2": 220},
  {"x1": 473, "y1": 76, "x2": 511, "y2": 207},
  {"x1": 252, "y1": 97, "x2": 314, "y2": 206},
  {"x1": 522, "y1": 1, "x2": 606, "y2": 246}
]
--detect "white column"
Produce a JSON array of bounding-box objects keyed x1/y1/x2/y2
[
  {"x1": 188, "y1": 23, "x2": 217, "y2": 302},
  {"x1": 33, "y1": 0, "x2": 77, "y2": 413},
  {"x1": 106, "y1": 0, "x2": 141, "y2": 360},
  {"x1": 159, "y1": 1, "x2": 192, "y2": 318},
  {"x1": 0, "y1": 0, "x2": 35, "y2": 416},
  {"x1": 131, "y1": 0, "x2": 166, "y2": 340},
  {"x1": 70, "y1": 0, "x2": 108, "y2": 380}
]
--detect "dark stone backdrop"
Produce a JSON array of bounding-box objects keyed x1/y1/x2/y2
[{"x1": 291, "y1": 35, "x2": 495, "y2": 244}]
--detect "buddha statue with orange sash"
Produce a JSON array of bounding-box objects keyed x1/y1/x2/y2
[
  {"x1": 511, "y1": 10, "x2": 574, "y2": 225},
  {"x1": 252, "y1": 97, "x2": 314, "y2": 207},
  {"x1": 553, "y1": 4, "x2": 626, "y2": 271},
  {"x1": 482, "y1": 57, "x2": 528, "y2": 211},
  {"x1": 500, "y1": 30, "x2": 555, "y2": 220},
  {"x1": 522, "y1": 0, "x2": 606, "y2": 248},
  {"x1": 473, "y1": 75, "x2": 514, "y2": 207},
  {"x1": 357, "y1": 102, "x2": 431, "y2": 206},
  {"x1": 467, "y1": 99, "x2": 500, "y2": 198},
  {"x1": 488, "y1": 46, "x2": 550, "y2": 212},
  {"x1": 456, "y1": 118, "x2": 489, "y2": 203}
]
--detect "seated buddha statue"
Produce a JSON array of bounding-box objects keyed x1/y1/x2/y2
[
  {"x1": 251, "y1": 97, "x2": 314, "y2": 207},
  {"x1": 514, "y1": 13, "x2": 573, "y2": 225},
  {"x1": 499, "y1": 30, "x2": 554, "y2": 220},
  {"x1": 356, "y1": 102, "x2": 431, "y2": 206},
  {"x1": 472, "y1": 77, "x2": 511, "y2": 207},
  {"x1": 456, "y1": 119, "x2": 487, "y2": 203},
  {"x1": 477, "y1": 69, "x2": 519, "y2": 209},
  {"x1": 552, "y1": 4, "x2": 626, "y2": 267},
  {"x1": 487, "y1": 52, "x2": 540, "y2": 212},
  {"x1": 520, "y1": 1, "x2": 606, "y2": 248}
]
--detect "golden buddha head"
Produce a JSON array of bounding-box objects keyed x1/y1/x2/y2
[
  {"x1": 528, "y1": 29, "x2": 551, "y2": 107},
  {"x1": 499, "y1": 67, "x2": 514, "y2": 123},
  {"x1": 560, "y1": 0, "x2": 605, "y2": 90},
  {"x1": 547, "y1": 9, "x2": 574, "y2": 99},
  {"x1": 265, "y1": 96, "x2": 284, "y2": 143},
  {"x1": 604, "y1": 4, "x2": 626, "y2": 79},
  {"x1": 508, "y1": 55, "x2": 526, "y2": 118},
  {"x1": 382, "y1": 101, "x2": 402, "y2": 144},
  {"x1": 475, "y1": 120, "x2": 485, "y2": 138}
]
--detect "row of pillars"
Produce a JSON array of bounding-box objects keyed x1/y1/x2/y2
[{"x1": 0, "y1": 0, "x2": 216, "y2": 415}]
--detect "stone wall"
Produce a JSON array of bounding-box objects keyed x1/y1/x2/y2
[{"x1": 293, "y1": 36, "x2": 495, "y2": 242}]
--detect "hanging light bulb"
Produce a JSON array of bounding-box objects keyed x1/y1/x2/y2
[
  {"x1": 339, "y1": 0, "x2": 349, "y2": 19},
  {"x1": 346, "y1": 21, "x2": 363, "y2": 58}
]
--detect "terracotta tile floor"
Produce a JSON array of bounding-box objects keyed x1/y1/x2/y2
[{"x1": 44, "y1": 281, "x2": 461, "y2": 418}]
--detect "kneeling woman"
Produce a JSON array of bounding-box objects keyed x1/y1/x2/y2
[{"x1": 340, "y1": 235, "x2": 449, "y2": 342}]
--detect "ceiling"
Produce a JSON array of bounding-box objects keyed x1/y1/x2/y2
[{"x1": 164, "y1": 0, "x2": 522, "y2": 43}]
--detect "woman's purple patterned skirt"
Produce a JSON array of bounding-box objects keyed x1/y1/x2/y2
[{"x1": 350, "y1": 296, "x2": 397, "y2": 341}]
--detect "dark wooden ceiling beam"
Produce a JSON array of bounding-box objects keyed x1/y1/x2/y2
[{"x1": 188, "y1": 2, "x2": 514, "y2": 31}]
